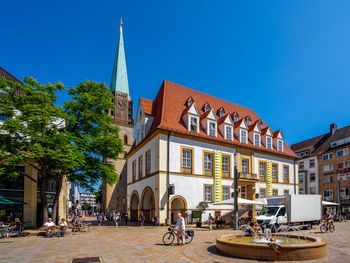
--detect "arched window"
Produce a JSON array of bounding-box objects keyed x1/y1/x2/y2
[{"x1": 124, "y1": 135, "x2": 128, "y2": 145}]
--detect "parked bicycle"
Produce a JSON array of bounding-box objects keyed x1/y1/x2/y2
[
  {"x1": 162, "y1": 226, "x2": 194, "y2": 246},
  {"x1": 320, "y1": 220, "x2": 335, "y2": 233}
]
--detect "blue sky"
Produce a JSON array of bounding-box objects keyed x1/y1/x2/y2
[{"x1": 1, "y1": 0, "x2": 350, "y2": 144}]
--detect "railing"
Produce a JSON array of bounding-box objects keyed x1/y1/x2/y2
[
  {"x1": 340, "y1": 195, "x2": 350, "y2": 200},
  {"x1": 238, "y1": 172, "x2": 258, "y2": 180},
  {"x1": 324, "y1": 196, "x2": 333, "y2": 201}
]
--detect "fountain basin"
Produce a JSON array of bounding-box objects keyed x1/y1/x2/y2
[{"x1": 216, "y1": 234, "x2": 327, "y2": 261}]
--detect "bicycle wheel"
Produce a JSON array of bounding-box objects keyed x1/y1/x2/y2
[
  {"x1": 163, "y1": 232, "x2": 175, "y2": 246},
  {"x1": 185, "y1": 233, "x2": 193, "y2": 244},
  {"x1": 320, "y1": 224, "x2": 327, "y2": 233},
  {"x1": 329, "y1": 224, "x2": 335, "y2": 233}
]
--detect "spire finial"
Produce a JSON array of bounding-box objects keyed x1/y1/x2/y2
[{"x1": 120, "y1": 17, "x2": 123, "y2": 33}]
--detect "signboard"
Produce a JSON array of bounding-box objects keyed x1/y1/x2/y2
[{"x1": 266, "y1": 161, "x2": 273, "y2": 197}]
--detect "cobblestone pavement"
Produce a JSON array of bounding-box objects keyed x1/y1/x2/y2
[{"x1": 0, "y1": 219, "x2": 349, "y2": 263}]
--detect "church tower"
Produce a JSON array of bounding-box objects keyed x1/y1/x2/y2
[{"x1": 102, "y1": 19, "x2": 134, "y2": 212}]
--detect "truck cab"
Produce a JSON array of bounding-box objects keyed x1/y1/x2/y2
[{"x1": 256, "y1": 205, "x2": 287, "y2": 226}]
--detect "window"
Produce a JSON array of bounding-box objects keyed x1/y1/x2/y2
[
  {"x1": 254, "y1": 133, "x2": 260, "y2": 146},
  {"x1": 240, "y1": 186, "x2": 246, "y2": 199},
  {"x1": 222, "y1": 186, "x2": 230, "y2": 200},
  {"x1": 272, "y1": 189, "x2": 278, "y2": 196},
  {"x1": 259, "y1": 162, "x2": 266, "y2": 178},
  {"x1": 340, "y1": 188, "x2": 349, "y2": 200},
  {"x1": 259, "y1": 188, "x2": 266, "y2": 198},
  {"x1": 345, "y1": 160, "x2": 350, "y2": 168},
  {"x1": 283, "y1": 165, "x2": 289, "y2": 181},
  {"x1": 323, "y1": 189, "x2": 333, "y2": 201},
  {"x1": 190, "y1": 117, "x2": 198, "y2": 132},
  {"x1": 233, "y1": 112, "x2": 239, "y2": 122},
  {"x1": 222, "y1": 155, "x2": 230, "y2": 173},
  {"x1": 218, "y1": 108, "x2": 225, "y2": 117},
  {"x1": 182, "y1": 149, "x2": 192, "y2": 169},
  {"x1": 310, "y1": 173, "x2": 316, "y2": 182},
  {"x1": 240, "y1": 129, "x2": 247, "y2": 143},
  {"x1": 299, "y1": 161, "x2": 304, "y2": 170},
  {"x1": 310, "y1": 187, "x2": 316, "y2": 194},
  {"x1": 272, "y1": 163, "x2": 278, "y2": 179},
  {"x1": 284, "y1": 189, "x2": 289, "y2": 195},
  {"x1": 337, "y1": 148, "x2": 349, "y2": 158},
  {"x1": 299, "y1": 175, "x2": 304, "y2": 183},
  {"x1": 266, "y1": 136, "x2": 273, "y2": 149},
  {"x1": 322, "y1": 164, "x2": 334, "y2": 173},
  {"x1": 138, "y1": 155, "x2": 143, "y2": 178},
  {"x1": 209, "y1": 121, "x2": 216, "y2": 136},
  {"x1": 309, "y1": 159, "x2": 315, "y2": 168},
  {"x1": 124, "y1": 135, "x2": 128, "y2": 145},
  {"x1": 145, "y1": 150, "x2": 151, "y2": 176},
  {"x1": 204, "y1": 185, "x2": 213, "y2": 202},
  {"x1": 242, "y1": 159, "x2": 249, "y2": 173},
  {"x1": 322, "y1": 153, "x2": 332, "y2": 161},
  {"x1": 141, "y1": 124, "x2": 145, "y2": 139},
  {"x1": 277, "y1": 140, "x2": 283, "y2": 152},
  {"x1": 225, "y1": 125, "x2": 232, "y2": 140},
  {"x1": 132, "y1": 161, "x2": 136, "y2": 182},
  {"x1": 323, "y1": 176, "x2": 332, "y2": 184},
  {"x1": 204, "y1": 153, "x2": 213, "y2": 171}
]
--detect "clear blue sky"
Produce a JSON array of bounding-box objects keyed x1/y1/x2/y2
[{"x1": 1, "y1": 0, "x2": 350, "y2": 144}]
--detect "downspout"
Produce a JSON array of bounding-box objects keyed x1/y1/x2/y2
[
  {"x1": 294, "y1": 159, "x2": 297, "y2": 194},
  {"x1": 166, "y1": 131, "x2": 171, "y2": 225}
]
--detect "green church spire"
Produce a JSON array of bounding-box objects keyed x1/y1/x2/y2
[{"x1": 110, "y1": 18, "x2": 129, "y2": 95}]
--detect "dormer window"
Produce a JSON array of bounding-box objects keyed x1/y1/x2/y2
[
  {"x1": 277, "y1": 139, "x2": 283, "y2": 152},
  {"x1": 208, "y1": 121, "x2": 216, "y2": 137},
  {"x1": 246, "y1": 116, "x2": 252, "y2": 126},
  {"x1": 257, "y1": 120, "x2": 263, "y2": 129},
  {"x1": 141, "y1": 124, "x2": 145, "y2": 140},
  {"x1": 254, "y1": 133, "x2": 260, "y2": 146},
  {"x1": 190, "y1": 116, "x2": 199, "y2": 132},
  {"x1": 203, "y1": 103, "x2": 211, "y2": 112},
  {"x1": 240, "y1": 129, "x2": 248, "y2": 143},
  {"x1": 266, "y1": 136, "x2": 273, "y2": 149},
  {"x1": 218, "y1": 107, "x2": 225, "y2": 118},
  {"x1": 225, "y1": 125, "x2": 233, "y2": 140},
  {"x1": 232, "y1": 112, "x2": 239, "y2": 122},
  {"x1": 186, "y1": 97, "x2": 194, "y2": 107}
]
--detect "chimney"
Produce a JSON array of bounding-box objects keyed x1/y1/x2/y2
[{"x1": 330, "y1": 123, "x2": 337, "y2": 135}]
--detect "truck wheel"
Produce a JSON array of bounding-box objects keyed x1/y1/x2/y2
[{"x1": 306, "y1": 223, "x2": 312, "y2": 230}]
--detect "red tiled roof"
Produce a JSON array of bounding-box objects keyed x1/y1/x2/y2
[
  {"x1": 0, "y1": 67, "x2": 22, "y2": 83},
  {"x1": 137, "y1": 80, "x2": 297, "y2": 158},
  {"x1": 139, "y1": 98, "x2": 154, "y2": 115}
]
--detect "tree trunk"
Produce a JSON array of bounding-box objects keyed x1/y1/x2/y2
[
  {"x1": 51, "y1": 175, "x2": 63, "y2": 224},
  {"x1": 39, "y1": 170, "x2": 48, "y2": 226}
]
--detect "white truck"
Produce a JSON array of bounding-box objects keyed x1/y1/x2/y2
[{"x1": 256, "y1": 194, "x2": 322, "y2": 230}]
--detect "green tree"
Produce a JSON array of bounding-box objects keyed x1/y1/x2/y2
[
  {"x1": 0, "y1": 78, "x2": 123, "y2": 224},
  {"x1": 81, "y1": 202, "x2": 91, "y2": 211}
]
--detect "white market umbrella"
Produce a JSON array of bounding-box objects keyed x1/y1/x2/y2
[
  {"x1": 213, "y1": 197, "x2": 265, "y2": 206},
  {"x1": 322, "y1": 201, "x2": 340, "y2": 206}
]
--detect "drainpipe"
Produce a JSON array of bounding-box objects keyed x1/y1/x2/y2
[
  {"x1": 294, "y1": 159, "x2": 297, "y2": 194},
  {"x1": 166, "y1": 132, "x2": 171, "y2": 225}
]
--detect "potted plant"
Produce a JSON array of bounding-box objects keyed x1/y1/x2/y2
[{"x1": 195, "y1": 201, "x2": 209, "y2": 227}]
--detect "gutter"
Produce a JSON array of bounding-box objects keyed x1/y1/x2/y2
[
  {"x1": 293, "y1": 159, "x2": 297, "y2": 194},
  {"x1": 166, "y1": 131, "x2": 171, "y2": 225}
]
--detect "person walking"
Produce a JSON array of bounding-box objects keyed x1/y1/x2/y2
[
  {"x1": 208, "y1": 213, "x2": 214, "y2": 230},
  {"x1": 175, "y1": 212, "x2": 186, "y2": 245},
  {"x1": 152, "y1": 215, "x2": 158, "y2": 228},
  {"x1": 96, "y1": 213, "x2": 102, "y2": 226},
  {"x1": 139, "y1": 214, "x2": 145, "y2": 227},
  {"x1": 124, "y1": 212, "x2": 129, "y2": 227},
  {"x1": 115, "y1": 212, "x2": 120, "y2": 229}
]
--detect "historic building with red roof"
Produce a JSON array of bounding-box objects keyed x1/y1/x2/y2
[{"x1": 126, "y1": 80, "x2": 299, "y2": 225}]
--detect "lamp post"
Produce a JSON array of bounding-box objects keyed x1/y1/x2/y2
[{"x1": 233, "y1": 153, "x2": 239, "y2": 230}]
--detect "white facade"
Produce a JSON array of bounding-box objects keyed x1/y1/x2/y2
[{"x1": 297, "y1": 156, "x2": 319, "y2": 194}]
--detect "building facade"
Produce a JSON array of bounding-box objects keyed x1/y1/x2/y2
[
  {"x1": 102, "y1": 20, "x2": 134, "y2": 212},
  {"x1": 292, "y1": 124, "x2": 350, "y2": 214},
  {"x1": 80, "y1": 192, "x2": 97, "y2": 210},
  {"x1": 126, "y1": 81, "x2": 298, "y2": 224}
]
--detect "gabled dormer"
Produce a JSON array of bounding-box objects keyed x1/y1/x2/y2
[
  {"x1": 246, "y1": 115, "x2": 252, "y2": 126},
  {"x1": 182, "y1": 101, "x2": 200, "y2": 133},
  {"x1": 185, "y1": 96, "x2": 194, "y2": 107},
  {"x1": 234, "y1": 118, "x2": 248, "y2": 144},
  {"x1": 217, "y1": 107, "x2": 225, "y2": 118},
  {"x1": 202, "y1": 102, "x2": 212, "y2": 113},
  {"x1": 218, "y1": 114, "x2": 233, "y2": 141},
  {"x1": 201, "y1": 108, "x2": 217, "y2": 137},
  {"x1": 249, "y1": 119, "x2": 262, "y2": 147},
  {"x1": 136, "y1": 98, "x2": 154, "y2": 145},
  {"x1": 261, "y1": 126, "x2": 274, "y2": 149},
  {"x1": 273, "y1": 130, "x2": 285, "y2": 152},
  {"x1": 232, "y1": 112, "x2": 239, "y2": 123}
]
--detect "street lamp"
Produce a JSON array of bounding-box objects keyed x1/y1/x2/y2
[{"x1": 233, "y1": 153, "x2": 239, "y2": 230}]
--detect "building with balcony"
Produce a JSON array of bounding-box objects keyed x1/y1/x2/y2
[
  {"x1": 126, "y1": 81, "x2": 298, "y2": 224},
  {"x1": 292, "y1": 124, "x2": 350, "y2": 214}
]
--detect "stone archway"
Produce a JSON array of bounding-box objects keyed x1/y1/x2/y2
[
  {"x1": 141, "y1": 187, "x2": 155, "y2": 223},
  {"x1": 169, "y1": 196, "x2": 187, "y2": 224},
  {"x1": 130, "y1": 191, "x2": 140, "y2": 222}
]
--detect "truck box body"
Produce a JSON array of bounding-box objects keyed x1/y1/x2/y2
[{"x1": 267, "y1": 194, "x2": 322, "y2": 223}]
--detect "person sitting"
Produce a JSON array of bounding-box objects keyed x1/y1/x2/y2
[
  {"x1": 324, "y1": 211, "x2": 333, "y2": 226},
  {"x1": 59, "y1": 218, "x2": 68, "y2": 236},
  {"x1": 251, "y1": 218, "x2": 262, "y2": 236},
  {"x1": 44, "y1": 218, "x2": 55, "y2": 229},
  {"x1": 44, "y1": 218, "x2": 56, "y2": 237}
]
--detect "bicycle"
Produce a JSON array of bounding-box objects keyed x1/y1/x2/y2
[
  {"x1": 162, "y1": 226, "x2": 194, "y2": 246},
  {"x1": 320, "y1": 220, "x2": 335, "y2": 233}
]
